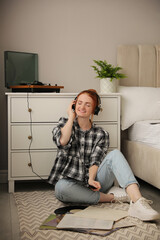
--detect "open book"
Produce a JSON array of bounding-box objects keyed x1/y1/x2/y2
[{"x1": 56, "y1": 214, "x2": 114, "y2": 230}]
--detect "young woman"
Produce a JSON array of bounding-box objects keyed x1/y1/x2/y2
[{"x1": 48, "y1": 89, "x2": 160, "y2": 221}]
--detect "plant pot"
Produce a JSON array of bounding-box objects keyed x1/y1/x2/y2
[{"x1": 100, "y1": 78, "x2": 117, "y2": 93}]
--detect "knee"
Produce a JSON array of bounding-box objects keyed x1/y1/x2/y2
[
  {"x1": 107, "y1": 149, "x2": 121, "y2": 159},
  {"x1": 55, "y1": 179, "x2": 68, "y2": 202},
  {"x1": 112, "y1": 149, "x2": 124, "y2": 159},
  {"x1": 112, "y1": 149, "x2": 120, "y2": 155},
  {"x1": 111, "y1": 149, "x2": 128, "y2": 169},
  {"x1": 107, "y1": 149, "x2": 124, "y2": 165}
]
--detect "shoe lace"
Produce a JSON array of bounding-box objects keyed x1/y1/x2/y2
[
  {"x1": 114, "y1": 195, "x2": 129, "y2": 204},
  {"x1": 140, "y1": 197, "x2": 153, "y2": 209}
]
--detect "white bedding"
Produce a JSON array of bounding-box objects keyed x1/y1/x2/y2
[{"x1": 128, "y1": 120, "x2": 160, "y2": 149}]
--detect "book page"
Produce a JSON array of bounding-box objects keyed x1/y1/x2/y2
[{"x1": 73, "y1": 206, "x2": 128, "y2": 221}]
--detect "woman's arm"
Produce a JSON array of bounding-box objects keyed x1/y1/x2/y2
[
  {"x1": 88, "y1": 165, "x2": 101, "y2": 191},
  {"x1": 60, "y1": 101, "x2": 76, "y2": 146},
  {"x1": 88, "y1": 129, "x2": 109, "y2": 191}
]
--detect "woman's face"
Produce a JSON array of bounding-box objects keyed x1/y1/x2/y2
[{"x1": 75, "y1": 93, "x2": 94, "y2": 118}]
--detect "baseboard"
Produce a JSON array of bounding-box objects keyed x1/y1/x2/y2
[{"x1": 0, "y1": 170, "x2": 8, "y2": 183}]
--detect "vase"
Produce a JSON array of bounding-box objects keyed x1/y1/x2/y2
[{"x1": 100, "y1": 78, "x2": 117, "y2": 93}]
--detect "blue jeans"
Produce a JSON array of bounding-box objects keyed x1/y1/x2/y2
[{"x1": 55, "y1": 149, "x2": 138, "y2": 204}]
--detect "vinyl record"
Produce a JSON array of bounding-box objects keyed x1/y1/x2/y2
[{"x1": 54, "y1": 205, "x2": 87, "y2": 215}]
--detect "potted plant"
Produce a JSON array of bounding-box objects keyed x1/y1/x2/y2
[{"x1": 91, "y1": 60, "x2": 126, "y2": 93}]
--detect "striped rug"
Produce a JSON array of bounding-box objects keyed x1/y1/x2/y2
[{"x1": 14, "y1": 190, "x2": 160, "y2": 240}]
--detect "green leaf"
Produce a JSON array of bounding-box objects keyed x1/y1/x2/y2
[{"x1": 91, "y1": 60, "x2": 127, "y2": 80}]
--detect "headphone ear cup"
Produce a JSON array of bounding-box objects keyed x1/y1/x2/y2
[
  {"x1": 72, "y1": 104, "x2": 75, "y2": 112},
  {"x1": 95, "y1": 93, "x2": 101, "y2": 115},
  {"x1": 94, "y1": 106, "x2": 100, "y2": 115},
  {"x1": 72, "y1": 96, "x2": 77, "y2": 112}
]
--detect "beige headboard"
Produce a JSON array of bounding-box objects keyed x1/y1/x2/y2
[{"x1": 117, "y1": 44, "x2": 160, "y2": 87}]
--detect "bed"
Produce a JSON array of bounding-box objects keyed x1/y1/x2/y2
[{"x1": 117, "y1": 44, "x2": 160, "y2": 189}]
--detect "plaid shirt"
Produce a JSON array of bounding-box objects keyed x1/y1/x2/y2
[{"x1": 48, "y1": 117, "x2": 109, "y2": 186}]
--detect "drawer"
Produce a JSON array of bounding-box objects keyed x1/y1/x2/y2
[
  {"x1": 11, "y1": 151, "x2": 56, "y2": 177},
  {"x1": 98, "y1": 123, "x2": 118, "y2": 148},
  {"x1": 11, "y1": 124, "x2": 56, "y2": 150},
  {"x1": 11, "y1": 123, "x2": 118, "y2": 150},
  {"x1": 11, "y1": 97, "x2": 73, "y2": 123},
  {"x1": 10, "y1": 96, "x2": 118, "y2": 123}
]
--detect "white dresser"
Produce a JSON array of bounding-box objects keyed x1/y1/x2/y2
[{"x1": 6, "y1": 93, "x2": 121, "y2": 192}]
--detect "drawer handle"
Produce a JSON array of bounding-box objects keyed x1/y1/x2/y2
[
  {"x1": 28, "y1": 136, "x2": 32, "y2": 140},
  {"x1": 28, "y1": 108, "x2": 32, "y2": 112},
  {"x1": 28, "y1": 163, "x2": 32, "y2": 167}
]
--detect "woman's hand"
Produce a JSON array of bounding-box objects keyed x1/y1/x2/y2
[
  {"x1": 88, "y1": 165, "x2": 101, "y2": 191},
  {"x1": 88, "y1": 179, "x2": 101, "y2": 191},
  {"x1": 59, "y1": 100, "x2": 76, "y2": 146},
  {"x1": 67, "y1": 100, "x2": 76, "y2": 120}
]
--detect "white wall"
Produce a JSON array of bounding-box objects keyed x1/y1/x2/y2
[{"x1": 0, "y1": 0, "x2": 160, "y2": 170}]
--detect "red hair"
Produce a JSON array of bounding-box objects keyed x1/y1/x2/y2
[{"x1": 76, "y1": 89, "x2": 99, "y2": 114}]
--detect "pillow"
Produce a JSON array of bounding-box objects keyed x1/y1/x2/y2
[{"x1": 118, "y1": 86, "x2": 160, "y2": 130}]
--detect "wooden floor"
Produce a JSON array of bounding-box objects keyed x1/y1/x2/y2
[{"x1": 0, "y1": 179, "x2": 160, "y2": 240}]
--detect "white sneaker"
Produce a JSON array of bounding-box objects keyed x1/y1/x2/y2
[
  {"x1": 128, "y1": 197, "x2": 160, "y2": 221},
  {"x1": 108, "y1": 186, "x2": 130, "y2": 203}
]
